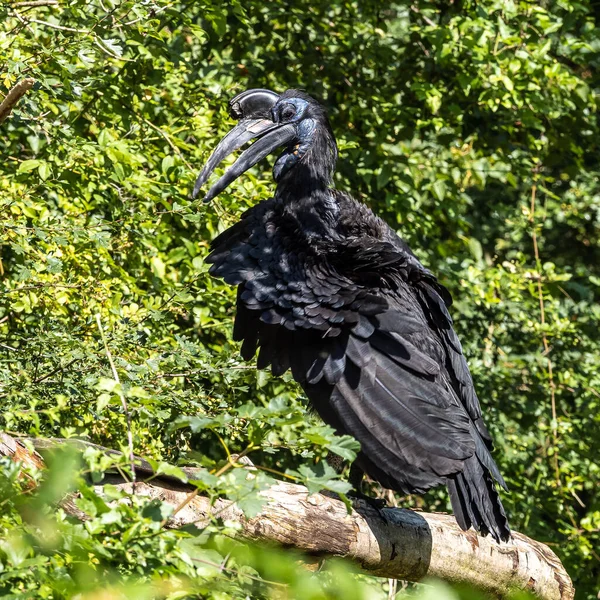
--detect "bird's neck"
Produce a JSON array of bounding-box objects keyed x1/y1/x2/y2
[{"x1": 274, "y1": 124, "x2": 340, "y2": 239}]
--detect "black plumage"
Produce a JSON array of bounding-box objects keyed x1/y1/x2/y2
[{"x1": 193, "y1": 88, "x2": 510, "y2": 542}]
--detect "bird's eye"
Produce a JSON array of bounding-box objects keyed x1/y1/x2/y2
[{"x1": 280, "y1": 104, "x2": 297, "y2": 121}]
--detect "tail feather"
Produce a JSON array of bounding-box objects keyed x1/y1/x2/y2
[{"x1": 448, "y1": 455, "x2": 510, "y2": 543}]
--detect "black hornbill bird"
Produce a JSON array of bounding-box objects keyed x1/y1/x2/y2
[{"x1": 192, "y1": 88, "x2": 510, "y2": 542}]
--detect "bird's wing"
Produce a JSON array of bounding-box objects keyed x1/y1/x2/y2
[
  {"x1": 207, "y1": 209, "x2": 483, "y2": 490},
  {"x1": 334, "y1": 234, "x2": 506, "y2": 488},
  {"x1": 411, "y1": 272, "x2": 493, "y2": 443},
  {"x1": 336, "y1": 234, "x2": 494, "y2": 441}
]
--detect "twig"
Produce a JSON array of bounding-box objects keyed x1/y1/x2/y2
[
  {"x1": 142, "y1": 117, "x2": 193, "y2": 170},
  {"x1": 33, "y1": 357, "x2": 78, "y2": 384},
  {"x1": 25, "y1": 17, "x2": 86, "y2": 33},
  {"x1": 93, "y1": 37, "x2": 132, "y2": 61},
  {"x1": 121, "y1": 3, "x2": 172, "y2": 26},
  {"x1": 0, "y1": 78, "x2": 36, "y2": 124},
  {"x1": 529, "y1": 183, "x2": 560, "y2": 485},
  {"x1": 410, "y1": 5, "x2": 437, "y2": 28},
  {"x1": 164, "y1": 446, "x2": 258, "y2": 528},
  {"x1": 10, "y1": 1, "x2": 59, "y2": 6},
  {"x1": 388, "y1": 578, "x2": 397, "y2": 600},
  {"x1": 163, "y1": 488, "x2": 199, "y2": 527},
  {"x1": 416, "y1": 40, "x2": 430, "y2": 58},
  {"x1": 95, "y1": 314, "x2": 136, "y2": 489},
  {"x1": 10, "y1": 14, "x2": 134, "y2": 62},
  {"x1": 4, "y1": 284, "x2": 81, "y2": 292},
  {"x1": 190, "y1": 556, "x2": 288, "y2": 589}
]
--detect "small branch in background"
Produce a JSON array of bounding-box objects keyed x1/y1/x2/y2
[
  {"x1": 92, "y1": 38, "x2": 132, "y2": 62},
  {"x1": 10, "y1": 0, "x2": 59, "y2": 6},
  {"x1": 410, "y1": 5, "x2": 437, "y2": 28},
  {"x1": 529, "y1": 183, "x2": 560, "y2": 485},
  {"x1": 143, "y1": 117, "x2": 194, "y2": 171},
  {"x1": 0, "y1": 78, "x2": 36, "y2": 124},
  {"x1": 25, "y1": 17, "x2": 86, "y2": 33},
  {"x1": 8, "y1": 13, "x2": 134, "y2": 63},
  {"x1": 120, "y1": 3, "x2": 173, "y2": 27},
  {"x1": 95, "y1": 314, "x2": 136, "y2": 489},
  {"x1": 33, "y1": 357, "x2": 78, "y2": 384}
]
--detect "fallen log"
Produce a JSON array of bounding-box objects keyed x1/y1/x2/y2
[{"x1": 0, "y1": 433, "x2": 574, "y2": 600}]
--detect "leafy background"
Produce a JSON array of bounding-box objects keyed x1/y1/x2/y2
[{"x1": 1, "y1": 0, "x2": 599, "y2": 598}]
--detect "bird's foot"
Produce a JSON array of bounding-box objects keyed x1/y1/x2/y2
[
  {"x1": 347, "y1": 490, "x2": 387, "y2": 511},
  {"x1": 318, "y1": 489, "x2": 386, "y2": 511}
]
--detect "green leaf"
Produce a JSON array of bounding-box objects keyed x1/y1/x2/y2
[
  {"x1": 97, "y1": 377, "x2": 119, "y2": 393},
  {"x1": 468, "y1": 237, "x2": 483, "y2": 262},
  {"x1": 38, "y1": 162, "x2": 51, "y2": 180},
  {"x1": 431, "y1": 179, "x2": 447, "y2": 201},
  {"x1": 150, "y1": 256, "x2": 166, "y2": 279},
  {"x1": 155, "y1": 462, "x2": 189, "y2": 483},
  {"x1": 162, "y1": 155, "x2": 175, "y2": 173},
  {"x1": 141, "y1": 499, "x2": 173, "y2": 522},
  {"x1": 326, "y1": 436, "x2": 360, "y2": 462},
  {"x1": 289, "y1": 463, "x2": 352, "y2": 496},
  {"x1": 101, "y1": 38, "x2": 123, "y2": 57},
  {"x1": 18, "y1": 159, "x2": 41, "y2": 173}
]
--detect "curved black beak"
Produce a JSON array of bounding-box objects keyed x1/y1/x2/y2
[{"x1": 192, "y1": 88, "x2": 295, "y2": 202}]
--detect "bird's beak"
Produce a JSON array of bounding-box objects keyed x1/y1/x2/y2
[
  {"x1": 192, "y1": 88, "x2": 296, "y2": 202},
  {"x1": 192, "y1": 118, "x2": 296, "y2": 202}
]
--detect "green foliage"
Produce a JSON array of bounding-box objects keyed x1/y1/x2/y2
[{"x1": 1, "y1": 0, "x2": 599, "y2": 598}]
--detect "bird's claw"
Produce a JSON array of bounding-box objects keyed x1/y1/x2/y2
[
  {"x1": 319, "y1": 488, "x2": 387, "y2": 510},
  {"x1": 347, "y1": 490, "x2": 388, "y2": 510}
]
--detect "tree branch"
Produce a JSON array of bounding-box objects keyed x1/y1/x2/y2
[
  {"x1": 0, "y1": 78, "x2": 36, "y2": 124},
  {"x1": 9, "y1": 1, "x2": 59, "y2": 7},
  {"x1": 0, "y1": 434, "x2": 574, "y2": 600}
]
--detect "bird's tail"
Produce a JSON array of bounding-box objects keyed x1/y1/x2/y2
[{"x1": 447, "y1": 454, "x2": 511, "y2": 543}]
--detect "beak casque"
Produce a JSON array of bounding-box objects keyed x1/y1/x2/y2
[{"x1": 192, "y1": 89, "x2": 296, "y2": 202}]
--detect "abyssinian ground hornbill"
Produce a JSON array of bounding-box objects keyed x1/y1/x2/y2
[{"x1": 192, "y1": 88, "x2": 511, "y2": 542}]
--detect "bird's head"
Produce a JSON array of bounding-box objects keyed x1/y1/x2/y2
[{"x1": 192, "y1": 88, "x2": 337, "y2": 202}]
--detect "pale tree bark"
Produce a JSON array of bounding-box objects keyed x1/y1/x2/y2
[
  {"x1": 0, "y1": 434, "x2": 574, "y2": 600},
  {"x1": 0, "y1": 78, "x2": 36, "y2": 124},
  {"x1": 9, "y1": 2, "x2": 59, "y2": 7}
]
